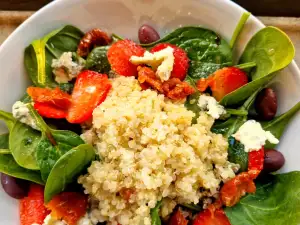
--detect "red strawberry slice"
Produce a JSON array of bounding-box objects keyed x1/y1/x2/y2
[
  {"x1": 20, "y1": 184, "x2": 49, "y2": 225},
  {"x1": 150, "y1": 43, "x2": 189, "y2": 81},
  {"x1": 107, "y1": 39, "x2": 145, "y2": 76},
  {"x1": 197, "y1": 67, "x2": 248, "y2": 101}
]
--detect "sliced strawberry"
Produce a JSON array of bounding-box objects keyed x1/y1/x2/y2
[
  {"x1": 197, "y1": 67, "x2": 248, "y2": 101},
  {"x1": 150, "y1": 43, "x2": 189, "y2": 81},
  {"x1": 27, "y1": 87, "x2": 71, "y2": 109},
  {"x1": 34, "y1": 102, "x2": 67, "y2": 119},
  {"x1": 169, "y1": 209, "x2": 188, "y2": 225},
  {"x1": 46, "y1": 192, "x2": 88, "y2": 225},
  {"x1": 20, "y1": 184, "x2": 49, "y2": 225},
  {"x1": 248, "y1": 147, "x2": 264, "y2": 172},
  {"x1": 66, "y1": 70, "x2": 111, "y2": 124},
  {"x1": 193, "y1": 208, "x2": 231, "y2": 225},
  {"x1": 107, "y1": 39, "x2": 145, "y2": 76}
]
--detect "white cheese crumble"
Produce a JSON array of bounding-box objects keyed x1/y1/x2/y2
[
  {"x1": 130, "y1": 46, "x2": 175, "y2": 81},
  {"x1": 232, "y1": 120, "x2": 279, "y2": 152},
  {"x1": 12, "y1": 101, "x2": 39, "y2": 130},
  {"x1": 197, "y1": 95, "x2": 226, "y2": 119},
  {"x1": 33, "y1": 214, "x2": 93, "y2": 225},
  {"x1": 52, "y1": 52, "x2": 84, "y2": 83}
]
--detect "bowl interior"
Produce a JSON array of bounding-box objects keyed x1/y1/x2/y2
[{"x1": 0, "y1": 0, "x2": 300, "y2": 224}]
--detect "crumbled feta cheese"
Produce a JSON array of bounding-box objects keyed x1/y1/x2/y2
[
  {"x1": 12, "y1": 101, "x2": 39, "y2": 130},
  {"x1": 130, "y1": 46, "x2": 174, "y2": 81},
  {"x1": 39, "y1": 214, "x2": 93, "y2": 225},
  {"x1": 232, "y1": 120, "x2": 279, "y2": 152},
  {"x1": 52, "y1": 52, "x2": 84, "y2": 83},
  {"x1": 197, "y1": 95, "x2": 226, "y2": 119},
  {"x1": 77, "y1": 214, "x2": 93, "y2": 225},
  {"x1": 42, "y1": 214, "x2": 67, "y2": 225}
]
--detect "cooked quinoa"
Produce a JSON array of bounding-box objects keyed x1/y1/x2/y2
[{"x1": 79, "y1": 76, "x2": 236, "y2": 225}]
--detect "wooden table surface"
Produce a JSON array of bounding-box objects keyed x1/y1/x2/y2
[{"x1": 0, "y1": 0, "x2": 300, "y2": 17}]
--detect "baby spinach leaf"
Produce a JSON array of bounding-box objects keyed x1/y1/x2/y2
[
  {"x1": 225, "y1": 171, "x2": 300, "y2": 225},
  {"x1": 229, "y1": 12, "x2": 250, "y2": 48},
  {"x1": 0, "y1": 133, "x2": 9, "y2": 149},
  {"x1": 261, "y1": 101, "x2": 300, "y2": 149},
  {"x1": 44, "y1": 144, "x2": 95, "y2": 203},
  {"x1": 220, "y1": 27, "x2": 295, "y2": 107},
  {"x1": 227, "y1": 137, "x2": 248, "y2": 172},
  {"x1": 142, "y1": 26, "x2": 233, "y2": 80},
  {"x1": 0, "y1": 153, "x2": 44, "y2": 185},
  {"x1": 151, "y1": 201, "x2": 162, "y2": 225},
  {"x1": 28, "y1": 105, "x2": 84, "y2": 181},
  {"x1": 85, "y1": 46, "x2": 111, "y2": 73},
  {"x1": 9, "y1": 121, "x2": 41, "y2": 170},
  {"x1": 24, "y1": 25, "x2": 84, "y2": 88},
  {"x1": 211, "y1": 116, "x2": 246, "y2": 138},
  {"x1": 0, "y1": 110, "x2": 16, "y2": 132}
]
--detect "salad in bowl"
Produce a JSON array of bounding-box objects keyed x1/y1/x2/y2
[{"x1": 0, "y1": 10, "x2": 299, "y2": 225}]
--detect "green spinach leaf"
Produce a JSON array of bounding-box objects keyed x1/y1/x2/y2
[
  {"x1": 151, "y1": 201, "x2": 162, "y2": 225},
  {"x1": 28, "y1": 105, "x2": 84, "y2": 181},
  {"x1": 225, "y1": 171, "x2": 300, "y2": 225},
  {"x1": 0, "y1": 133, "x2": 9, "y2": 149},
  {"x1": 85, "y1": 46, "x2": 111, "y2": 73},
  {"x1": 24, "y1": 25, "x2": 84, "y2": 87},
  {"x1": 220, "y1": 27, "x2": 295, "y2": 107},
  {"x1": 142, "y1": 26, "x2": 233, "y2": 80},
  {"x1": 44, "y1": 144, "x2": 95, "y2": 203},
  {"x1": 9, "y1": 121, "x2": 41, "y2": 170},
  {"x1": 261, "y1": 101, "x2": 300, "y2": 148},
  {"x1": 0, "y1": 153, "x2": 44, "y2": 184},
  {"x1": 227, "y1": 137, "x2": 248, "y2": 172}
]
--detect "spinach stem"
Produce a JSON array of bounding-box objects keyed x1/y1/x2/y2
[
  {"x1": 112, "y1": 33, "x2": 124, "y2": 41},
  {"x1": 27, "y1": 104, "x2": 57, "y2": 145},
  {"x1": 0, "y1": 149, "x2": 11, "y2": 155},
  {"x1": 235, "y1": 62, "x2": 256, "y2": 70},
  {"x1": 230, "y1": 12, "x2": 251, "y2": 48},
  {"x1": 226, "y1": 109, "x2": 248, "y2": 116}
]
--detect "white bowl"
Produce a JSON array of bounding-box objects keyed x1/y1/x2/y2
[{"x1": 1, "y1": 0, "x2": 300, "y2": 224}]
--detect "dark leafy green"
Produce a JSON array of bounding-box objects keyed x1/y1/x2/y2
[
  {"x1": 9, "y1": 121, "x2": 41, "y2": 170},
  {"x1": 261, "y1": 101, "x2": 300, "y2": 148},
  {"x1": 44, "y1": 144, "x2": 95, "y2": 203},
  {"x1": 142, "y1": 26, "x2": 233, "y2": 80},
  {"x1": 0, "y1": 153, "x2": 44, "y2": 184},
  {"x1": 151, "y1": 201, "x2": 162, "y2": 225},
  {"x1": 28, "y1": 105, "x2": 84, "y2": 181},
  {"x1": 225, "y1": 171, "x2": 300, "y2": 225},
  {"x1": 85, "y1": 46, "x2": 111, "y2": 73},
  {"x1": 24, "y1": 25, "x2": 84, "y2": 88},
  {"x1": 220, "y1": 27, "x2": 295, "y2": 107},
  {"x1": 227, "y1": 137, "x2": 248, "y2": 172},
  {"x1": 212, "y1": 90, "x2": 262, "y2": 168}
]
